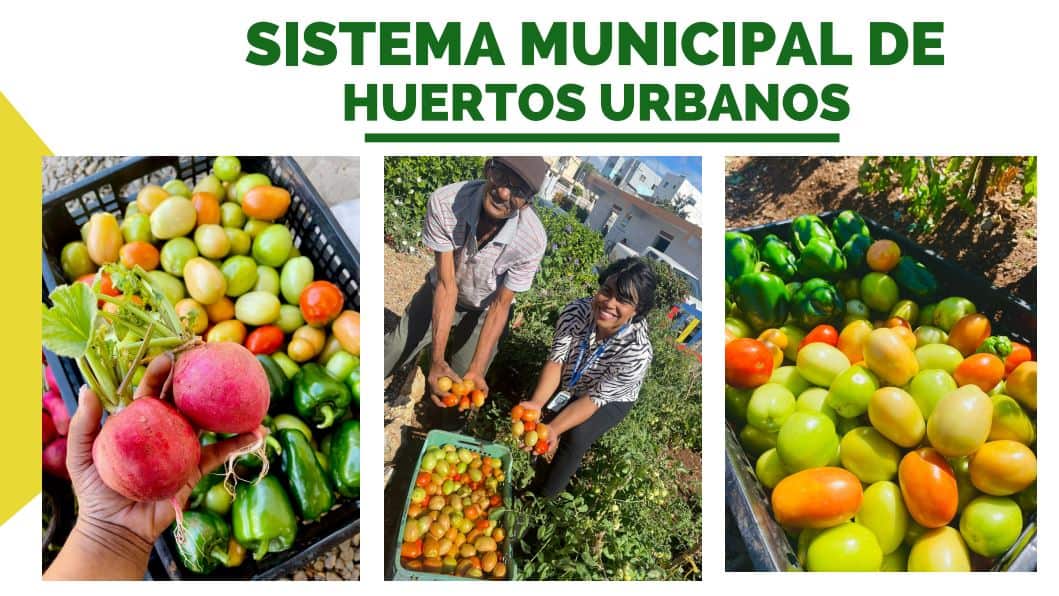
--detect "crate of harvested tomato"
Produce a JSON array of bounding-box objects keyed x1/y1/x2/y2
[
  {"x1": 41, "y1": 157, "x2": 361, "y2": 579},
  {"x1": 393, "y1": 430, "x2": 515, "y2": 580},
  {"x1": 724, "y1": 211, "x2": 1036, "y2": 572}
]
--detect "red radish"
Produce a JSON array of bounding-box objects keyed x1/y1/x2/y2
[
  {"x1": 43, "y1": 438, "x2": 69, "y2": 480},
  {"x1": 172, "y1": 342, "x2": 270, "y2": 433},
  {"x1": 43, "y1": 390, "x2": 71, "y2": 436},
  {"x1": 43, "y1": 411, "x2": 57, "y2": 445},
  {"x1": 92, "y1": 397, "x2": 200, "y2": 502}
]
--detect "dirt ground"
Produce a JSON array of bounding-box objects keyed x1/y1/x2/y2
[{"x1": 724, "y1": 157, "x2": 1037, "y2": 304}]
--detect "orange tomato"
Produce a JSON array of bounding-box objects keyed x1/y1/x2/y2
[
  {"x1": 470, "y1": 389, "x2": 486, "y2": 408},
  {"x1": 204, "y1": 296, "x2": 235, "y2": 323},
  {"x1": 953, "y1": 353, "x2": 1005, "y2": 392},
  {"x1": 442, "y1": 394, "x2": 459, "y2": 408},
  {"x1": 523, "y1": 421, "x2": 537, "y2": 432},
  {"x1": 537, "y1": 424, "x2": 550, "y2": 441},
  {"x1": 119, "y1": 241, "x2": 160, "y2": 271},
  {"x1": 459, "y1": 396, "x2": 470, "y2": 410},
  {"x1": 884, "y1": 317, "x2": 912, "y2": 330},
  {"x1": 799, "y1": 324, "x2": 839, "y2": 349},
  {"x1": 1005, "y1": 361, "x2": 1037, "y2": 411},
  {"x1": 757, "y1": 328, "x2": 788, "y2": 350},
  {"x1": 510, "y1": 405, "x2": 525, "y2": 421},
  {"x1": 770, "y1": 467, "x2": 863, "y2": 529},
  {"x1": 416, "y1": 472, "x2": 432, "y2": 488},
  {"x1": 866, "y1": 240, "x2": 901, "y2": 272},
  {"x1": 401, "y1": 540, "x2": 423, "y2": 559},
  {"x1": 242, "y1": 185, "x2": 292, "y2": 221},
  {"x1": 332, "y1": 310, "x2": 361, "y2": 356},
  {"x1": 947, "y1": 314, "x2": 991, "y2": 356},
  {"x1": 1005, "y1": 342, "x2": 1032, "y2": 374},
  {"x1": 522, "y1": 409, "x2": 540, "y2": 423},
  {"x1": 404, "y1": 558, "x2": 424, "y2": 571},
  {"x1": 489, "y1": 494, "x2": 502, "y2": 507},
  {"x1": 969, "y1": 440, "x2": 1037, "y2": 496},
  {"x1": 889, "y1": 325, "x2": 917, "y2": 351},
  {"x1": 191, "y1": 192, "x2": 221, "y2": 225},
  {"x1": 451, "y1": 381, "x2": 469, "y2": 397},
  {"x1": 899, "y1": 448, "x2": 958, "y2": 528},
  {"x1": 837, "y1": 320, "x2": 873, "y2": 364}
]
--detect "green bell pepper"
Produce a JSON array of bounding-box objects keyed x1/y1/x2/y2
[
  {"x1": 293, "y1": 363, "x2": 353, "y2": 429},
  {"x1": 796, "y1": 237, "x2": 847, "y2": 279},
  {"x1": 271, "y1": 352, "x2": 301, "y2": 379},
  {"x1": 329, "y1": 419, "x2": 361, "y2": 499},
  {"x1": 277, "y1": 428, "x2": 334, "y2": 522},
  {"x1": 174, "y1": 510, "x2": 231, "y2": 574},
  {"x1": 977, "y1": 336, "x2": 1014, "y2": 358},
  {"x1": 891, "y1": 256, "x2": 938, "y2": 302},
  {"x1": 232, "y1": 475, "x2": 298, "y2": 561},
  {"x1": 732, "y1": 272, "x2": 790, "y2": 330},
  {"x1": 790, "y1": 215, "x2": 834, "y2": 254},
  {"x1": 831, "y1": 210, "x2": 870, "y2": 246},
  {"x1": 725, "y1": 231, "x2": 759, "y2": 284},
  {"x1": 790, "y1": 278, "x2": 845, "y2": 329},
  {"x1": 258, "y1": 354, "x2": 291, "y2": 414},
  {"x1": 842, "y1": 234, "x2": 872, "y2": 276},
  {"x1": 759, "y1": 234, "x2": 798, "y2": 281}
]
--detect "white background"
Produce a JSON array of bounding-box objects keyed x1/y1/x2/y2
[{"x1": 4, "y1": 0, "x2": 1055, "y2": 591}]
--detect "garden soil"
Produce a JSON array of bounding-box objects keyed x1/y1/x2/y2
[{"x1": 725, "y1": 157, "x2": 1037, "y2": 304}]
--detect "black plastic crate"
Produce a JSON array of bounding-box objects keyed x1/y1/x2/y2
[
  {"x1": 41, "y1": 156, "x2": 360, "y2": 579},
  {"x1": 725, "y1": 212, "x2": 1037, "y2": 572}
]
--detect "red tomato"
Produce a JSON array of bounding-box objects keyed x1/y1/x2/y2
[
  {"x1": 725, "y1": 338, "x2": 774, "y2": 389},
  {"x1": 244, "y1": 325, "x2": 284, "y2": 355},
  {"x1": 953, "y1": 353, "x2": 1005, "y2": 392},
  {"x1": 401, "y1": 539, "x2": 423, "y2": 559},
  {"x1": 899, "y1": 448, "x2": 958, "y2": 528},
  {"x1": 1005, "y1": 342, "x2": 1032, "y2": 374},
  {"x1": 771, "y1": 467, "x2": 863, "y2": 529},
  {"x1": 77, "y1": 271, "x2": 120, "y2": 297},
  {"x1": 299, "y1": 281, "x2": 345, "y2": 326},
  {"x1": 416, "y1": 472, "x2": 432, "y2": 488},
  {"x1": 948, "y1": 314, "x2": 992, "y2": 356},
  {"x1": 799, "y1": 324, "x2": 839, "y2": 349}
]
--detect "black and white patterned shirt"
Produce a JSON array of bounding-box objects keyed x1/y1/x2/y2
[{"x1": 548, "y1": 298, "x2": 653, "y2": 407}]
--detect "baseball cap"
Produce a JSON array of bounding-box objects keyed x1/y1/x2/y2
[{"x1": 492, "y1": 156, "x2": 549, "y2": 195}]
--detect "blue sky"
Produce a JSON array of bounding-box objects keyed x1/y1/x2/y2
[{"x1": 581, "y1": 155, "x2": 702, "y2": 191}]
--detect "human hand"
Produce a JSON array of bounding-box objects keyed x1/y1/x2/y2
[
  {"x1": 427, "y1": 360, "x2": 461, "y2": 407},
  {"x1": 461, "y1": 370, "x2": 489, "y2": 402},
  {"x1": 67, "y1": 353, "x2": 261, "y2": 548}
]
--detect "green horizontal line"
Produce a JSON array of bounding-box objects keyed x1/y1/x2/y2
[{"x1": 365, "y1": 132, "x2": 840, "y2": 143}]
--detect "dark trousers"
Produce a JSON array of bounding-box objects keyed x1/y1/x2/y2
[{"x1": 537, "y1": 400, "x2": 635, "y2": 498}]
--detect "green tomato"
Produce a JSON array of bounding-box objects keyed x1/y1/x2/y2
[
  {"x1": 806, "y1": 522, "x2": 883, "y2": 571},
  {"x1": 163, "y1": 179, "x2": 192, "y2": 198},
  {"x1": 959, "y1": 496, "x2": 1022, "y2": 558},
  {"x1": 212, "y1": 156, "x2": 242, "y2": 182},
  {"x1": 778, "y1": 325, "x2": 806, "y2": 362},
  {"x1": 948, "y1": 455, "x2": 980, "y2": 513},
  {"x1": 843, "y1": 299, "x2": 871, "y2": 327},
  {"x1": 913, "y1": 325, "x2": 948, "y2": 347},
  {"x1": 144, "y1": 270, "x2": 185, "y2": 305},
  {"x1": 251, "y1": 266, "x2": 279, "y2": 297},
  {"x1": 738, "y1": 425, "x2": 777, "y2": 458},
  {"x1": 233, "y1": 173, "x2": 271, "y2": 203},
  {"x1": 421, "y1": 451, "x2": 439, "y2": 472},
  {"x1": 855, "y1": 481, "x2": 909, "y2": 554},
  {"x1": 796, "y1": 343, "x2": 851, "y2": 388},
  {"x1": 280, "y1": 256, "x2": 315, "y2": 304},
  {"x1": 235, "y1": 291, "x2": 281, "y2": 326},
  {"x1": 906, "y1": 369, "x2": 957, "y2": 419},
  {"x1": 933, "y1": 297, "x2": 976, "y2": 332},
  {"x1": 275, "y1": 304, "x2": 305, "y2": 334},
  {"x1": 776, "y1": 411, "x2": 838, "y2": 472},
  {"x1": 907, "y1": 527, "x2": 971, "y2": 571},
  {"x1": 860, "y1": 273, "x2": 899, "y2": 313},
  {"x1": 80, "y1": 221, "x2": 91, "y2": 242},
  {"x1": 725, "y1": 317, "x2": 752, "y2": 340},
  {"x1": 917, "y1": 303, "x2": 938, "y2": 327},
  {"x1": 192, "y1": 174, "x2": 225, "y2": 198},
  {"x1": 221, "y1": 201, "x2": 247, "y2": 229},
  {"x1": 796, "y1": 528, "x2": 821, "y2": 568},
  {"x1": 221, "y1": 256, "x2": 259, "y2": 297},
  {"x1": 754, "y1": 448, "x2": 789, "y2": 489},
  {"x1": 1016, "y1": 480, "x2": 1036, "y2": 513},
  {"x1": 205, "y1": 482, "x2": 233, "y2": 516},
  {"x1": 120, "y1": 213, "x2": 153, "y2": 244},
  {"x1": 124, "y1": 202, "x2": 140, "y2": 218},
  {"x1": 989, "y1": 394, "x2": 1035, "y2": 445},
  {"x1": 837, "y1": 278, "x2": 860, "y2": 301},
  {"x1": 725, "y1": 385, "x2": 752, "y2": 424},
  {"x1": 914, "y1": 344, "x2": 964, "y2": 375},
  {"x1": 795, "y1": 387, "x2": 837, "y2": 425},
  {"x1": 904, "y1": 519, "x2": 928, "y2": 547},
  {"x1": 225, "y1": 227, "x2": 251, "y2": 256},
  {"x1": 244, "y1": 218, "x2": 270, "y2": 239},
  {"x1": 839, "y1": 426, "x2": 901, "y2": 483},
  {"x1": 746, "y1": 383, "x2": 796, "y2": 433},
  {"x1": 834, "y1": 414, "x2": 863, "y2": 436},
  {"x1": 252, "y1": 224, "x2": 293, "y2": 268},
  {"x1": 160, "y1": 237, "x2": 198, "y2": 276},
  {"x1": 826, "y1": 365, "x2": 879, "y2": 417},
  {"x1": 150, "y1": 196, "x2": 197, "y2": 239},
  {"x1": 889, "y1": 300, "x2": 919, "y2": 325},
  {"x1": 879, "y1": 545, "x2": 909, "y2": 571},
  {"x1": 194, "y1": 224, "x2": 231, "y2": 259},
  {"x1": 61, "y1": 241, "x2": 96, "y2": 279}
]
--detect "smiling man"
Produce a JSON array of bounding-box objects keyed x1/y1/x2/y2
[{"x1": 385, "y1": 156, "x2": 549, "y2": 406}]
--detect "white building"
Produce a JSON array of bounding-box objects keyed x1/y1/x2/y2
[
  {"x1": 613, "y1": 159, "x2": 662, "y2": 197},
  {"x1": 652, "y1": 173, "x2": 703, "y2": 226},
  {"x1": 583, "y1": 172, "x2": 702, "y2": 285}
]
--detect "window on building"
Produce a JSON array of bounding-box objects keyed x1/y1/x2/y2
[
  {"x1": 601, "y1": 204, "x2": 622, "y2": 236},
  {"x1": 652, "y1": 230, "x2": 674, "y2": 253}
]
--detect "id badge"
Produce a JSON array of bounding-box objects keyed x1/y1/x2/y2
[{"x1": 546, "y1": 390, "x2": 572, "y2": 412}]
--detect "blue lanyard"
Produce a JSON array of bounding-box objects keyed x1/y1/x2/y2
[{"x1": 567, "y1": 324, "x2": 626, "y2": 388}]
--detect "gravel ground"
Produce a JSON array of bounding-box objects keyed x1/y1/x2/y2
[{"x1": 42, "y1": 155, "x2": 361, "y2": 581}]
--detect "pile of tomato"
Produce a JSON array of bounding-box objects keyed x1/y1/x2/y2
[
  {"x1": 726, "y1": 235, "x2": 1037, "y2": 572},
  {"x1": 509, "y1": 405, "x2": 551, "y2": 455},
  {"x1": 437, "y1": 376, "x2": 486, "y2": 411},
  {"x1": 399, "y1": 444, "x2": 510, "y2": 579}
]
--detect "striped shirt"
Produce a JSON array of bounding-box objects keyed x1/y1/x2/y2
[
  {"x1": 423, "y1": 180, "x2": 547, "y2": 310},
  {"x1": 548, "y1": 298, "x2": 653, "y2": 407}
]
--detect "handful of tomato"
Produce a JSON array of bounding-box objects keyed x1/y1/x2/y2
[
  {"x1": 509, "y1": 405, "x2": 551, "y2": 455},
  {"x1": 438, "y1": 377, "x2": 486, "y2": 411},
  {"x1": 400, "y1": 444, "x2": 509, "y2": 579}
]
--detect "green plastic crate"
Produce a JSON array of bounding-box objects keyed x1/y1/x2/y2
[{"x1": 393, "y1": 430, "x2": 517, "y2": 580}]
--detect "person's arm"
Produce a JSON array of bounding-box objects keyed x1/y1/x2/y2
[
  {"x1": 522, "y1": 359, "x2": 563, "y2": 410},
  {"x1": 461, "y1": 286, "x2": 516, "y2": 398},
  {"x1": 426, "y1": 249, "x2": 460, "y2": 406},
  {"x1": 46, "y1": 518, "x2": 152, "y2": 580}
]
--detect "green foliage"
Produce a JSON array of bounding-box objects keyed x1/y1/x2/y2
[
  {"x1": 572, "y1": 185, "x2": 584, "y2": 197},
  {"x1": 858, "y1": 156, "x2": 1037, "y2": 232},
  {"x1": 383, "y1": 156, "x2": 486, "y2": 252},
  {"x1": 647, "y1": 259, "x2": 692, "y2": 310}
]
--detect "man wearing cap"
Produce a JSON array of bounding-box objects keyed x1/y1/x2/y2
[{"x1": 384, "y1": 156, "x2": 549, "y2": 406}]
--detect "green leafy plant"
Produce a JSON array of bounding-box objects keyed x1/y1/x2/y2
[
  {"x1": 383, "y1": 156, "x2": 486, "y2": 252},
  {"x1": 858, "y1": 156, "x2": 1037, "y2": 231}
]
